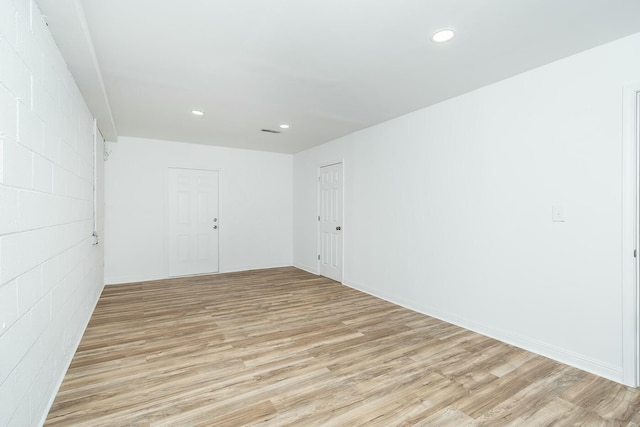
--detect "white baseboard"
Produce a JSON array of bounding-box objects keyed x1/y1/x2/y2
[
  {"x1": 293, "y1": 263, "x2": 318, "y2": 275},
  {"x1": 219, "y1": 264, "x2": 293, "y2": 274},
  {"x1": 342, "y1": 279, "x2": 624, "y2": 384},
  {"x1": 104, "y1": 273, "x2": 166, "y2": 285},
  {"x1": 105, "y1": 264, "x2": 297, "y2": 285}
]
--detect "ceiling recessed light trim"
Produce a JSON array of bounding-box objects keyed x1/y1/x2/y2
[
  {"x1": 431, "y1": 29, "x2": 455, "y2": 43},
  {"x1": 191, "y1": 110, "x2": 204, "y2": 116}
]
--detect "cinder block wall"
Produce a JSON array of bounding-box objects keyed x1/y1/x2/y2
[{"x1": 0, "y1": 1, "x2": 105, "y2": 425}]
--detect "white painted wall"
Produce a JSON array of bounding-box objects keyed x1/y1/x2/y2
[
  {"x1": 0, "y1": 1, "x2": 105, "y2": 425},
  {"x1": 294, "y1": 32, "x2": 640, "y2": 384},
  {"x1": 104, "y1": 137, "x2": 293, "y2": 284}
]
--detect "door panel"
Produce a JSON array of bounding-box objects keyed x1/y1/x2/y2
[
  {"x1": 319, "y1": 163, "x2": 343, "y2": 281},
  {"x1": 168, "y1": 168, "x2": 219, "y2": 277}
]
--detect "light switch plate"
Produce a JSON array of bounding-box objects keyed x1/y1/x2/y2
[{"x1": 552, "y1": 205, "x2": 566, "y2": 222}]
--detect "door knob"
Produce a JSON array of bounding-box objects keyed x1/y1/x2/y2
[
  {"x1": 336, "y1": 226, "x2": 341, "y2": 231},
  {"x1": 213, "y1": 218, "x2": 218, "y2": 222},
  {"x1": 213, "y1": 225, "x2": 218, "y2": 229}
]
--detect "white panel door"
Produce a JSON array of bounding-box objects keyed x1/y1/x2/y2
[
  {"x1": 168, "y1": 168, "x2": 219, "y2": 277},
  {"x1": 319, "y1": 163, "x2": 343, "y2": 281}
]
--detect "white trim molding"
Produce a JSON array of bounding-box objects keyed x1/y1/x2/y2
[{"x1": 622, "y1": 83, "x2": 640, "y2": 387}]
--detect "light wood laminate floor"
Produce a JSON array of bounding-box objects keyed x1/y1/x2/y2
[{"x1": 46, "y1": 267, "x2": 640, "y2": 426}]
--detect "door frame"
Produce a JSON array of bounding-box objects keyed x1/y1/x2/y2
[
  {"x1": 317, "y1": 160, "x2": 345, "y2": 281},
  {"x1": 622, "y1": 84, "x2": 640, "y2": 387},
  {"x1": 165, "y1": 167, "x2": 220, "y2": 278}
]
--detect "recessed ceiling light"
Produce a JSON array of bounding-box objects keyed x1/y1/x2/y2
[
  {"x1": 192, "y1": 110, "x2": 204, "y2": 116},
  {"x1": 431, "y1": 29, "x2": 455, "y2": 43},
  {"x1": 279, "y1": 124, "x2": 290, "y2": 129}
]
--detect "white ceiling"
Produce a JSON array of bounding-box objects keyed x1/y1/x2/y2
[{"x1": 36, "y1": 0, "x2": 640, "y2": 153}]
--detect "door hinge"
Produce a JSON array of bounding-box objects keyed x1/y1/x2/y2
[
  {"x1": 318, "y1": 255, "x2": 320, "y2": 260},
  {"x1": 635, "y1": 249, "x2": 637, "y2": 258},
  {"x1": 318, "y1": 215, "x2": 320, "y2": 221}
]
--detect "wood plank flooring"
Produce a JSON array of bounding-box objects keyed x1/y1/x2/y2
[{"x1": 45, "y1": 267, "x2": 640, "y2": 426}]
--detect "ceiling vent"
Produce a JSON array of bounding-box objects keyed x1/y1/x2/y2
[{"x1": 261, "y1": 129, "x2": 281, "y2": 134}]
